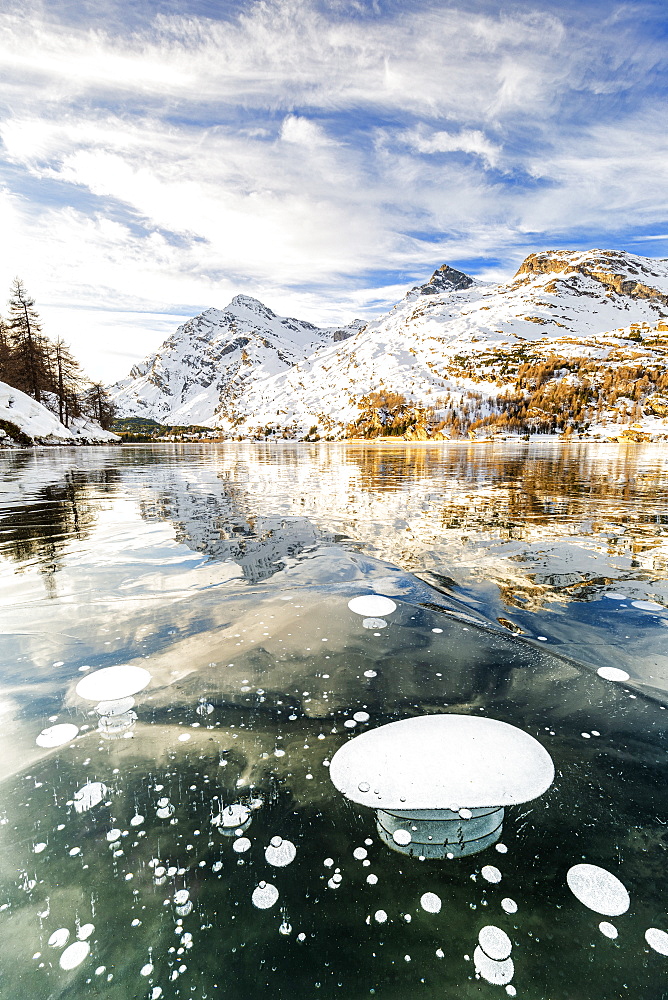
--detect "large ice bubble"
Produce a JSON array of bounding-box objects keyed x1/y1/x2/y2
[
  {"x1": 75, "y1": 665, "x2": 151, "y2": 702},
  {"x1": 348, "y1": 595, "x2": 397, "y2": 617}
]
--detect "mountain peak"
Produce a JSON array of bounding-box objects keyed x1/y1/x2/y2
[
  {"x1": 417, "y1": 264, "x2": 474, "y2": 296},
  {"x1": 227, "y1": 294, "x2": 276, "y2": 318}
]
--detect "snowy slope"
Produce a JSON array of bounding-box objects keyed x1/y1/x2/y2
[
  {"x1": 111, "y1": 295, "x2": 364, "y2": 425},
  {"x1": 0, "y1": 381, "x2": 119, "y2": 445},
  {"x1": 110, "y1": 250, "x2": 668, "y2": 437}
]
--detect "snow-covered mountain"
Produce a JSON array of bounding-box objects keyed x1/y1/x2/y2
[
  {"x1": 111, "y1": 295, "x2": 364, "y2": 425},
  {"x1": 0, "y1": 381, "x2": 119, "y2": 446},
  {"x1": 110, "y1": 250, "x2": 668, "y2": 438}
]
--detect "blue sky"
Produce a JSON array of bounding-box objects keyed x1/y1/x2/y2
[{"x1": 1, "y1": 0, "x2": 667, "y2": 379}]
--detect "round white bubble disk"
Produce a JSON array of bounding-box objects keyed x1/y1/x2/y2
[
  {"x1": 481, "y1": 866, "x2": 502, "y2": 884},
  {"x1": 329, "y1": 714, "x2": 554, "y2": 811},
  {"x1": 36, "y1": 723, "x2": 79, "y2": 748},
  {"x1": 252, "y1": 881, "x2": 279, "y2": 909},
  {"x1": 599, "y1": 922, "x2": 618, "y2": 939},
  {"x1": 78, "y1": 924, "x2": 94, "y2": 941},
  {"x1": 420, "y1": 892, "x2": 442, "y2": 914},
  {"x1": 265, "y1": 837, "x2": 296, "y2": 867},
  {"x1": 76, "y1": 665, "x2": 151, "y2": 702},
  {"x1": 645, "y1": 928, "x2": 668, "y2": 955},
  {"x1": 604, "y1": 593, "x2": 627, "y2": 600},
  {"x1": 597, "y1": 666, "x2": 630, "y2": 682},
  {"x1": 474, "y1": 946, "x2": 514, "y2": 985},
  {"x1": 501, "y1": 898, "x2": 518, "y2": 914},
  {"x1": 479, "y1": 925, "x2": 512, "y2": 961},
  {"x1": 348, "y1": 595, "x2": 397, "y2": 617},
  {"x1": 48, "y1": 928, "x2": 70, "y2": 948},
  {"x1": 392, "y1": 829, "x2": 411, "y2": 846},
  {"x1": 59, "y1": 941, "x2": 90, "y2": 970},
  {"x1": 174, "y1": 890, "x2": 190, "y2": 906},
  {"x1": 218, "y1": 803, "x2": 251, "y2": 828},
  {"x1": 567, "y1": 864, "x2": 630, "y2": 916},
  {"x1": 362, "y1": 618, "x2": 387, "y2": 630},
  {"x1": 353, "y1": 847, "x2": 368, "y2": 860},
  {"x1": 353, "y1": 711, "x2": 370, "y2": 723},
  {"x1": 73, "y1": 782, "x2": 107, "y2": 814},
  {"x1": 631, "y1": 600, "x2": 664, "y2": 611},
  {"x1": 233, "y1": 837, "x2": 251, "y2": 853},
  {"x1": 374, "y1": 910, "x2": 388, "y2": 923}
]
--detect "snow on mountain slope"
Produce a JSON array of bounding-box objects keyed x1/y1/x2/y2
[
  {"x1": 110, "y1": 250, "x2": 668, "y2": 437},
  {"x1": 110, "y1": 295, "x2": 364, "y2": 425},
  {"x1": 0, "y1": 381, "x2": 119, "y2": 445}
]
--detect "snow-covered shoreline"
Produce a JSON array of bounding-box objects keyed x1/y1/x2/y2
[{"x1": 0, "y1": 381, "x2": 120, "y2": 447}]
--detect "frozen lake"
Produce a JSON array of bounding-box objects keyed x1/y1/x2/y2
[{"x1": 0, "y1": 441, "x2": 667, "y2": 998}]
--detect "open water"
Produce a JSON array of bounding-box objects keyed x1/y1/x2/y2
[{"x1": 0, "y1": 441, "x2": 667, "y2": 999}]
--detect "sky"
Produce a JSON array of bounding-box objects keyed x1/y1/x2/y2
[{"x1": 1, "y1": 0, "x2": 667, "y2": 382}]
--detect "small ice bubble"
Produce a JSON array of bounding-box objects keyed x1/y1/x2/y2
[
  {"x1": 178, "y1": 734, "x2": 191, "y2": 742},
  {"x1": 344, "y1": 720, "x2": 357, "y2": 729},
  {"x1": 599, "y1": 921, "x2": 618, "y2": 939},
  {"x1": 420, "y1": 892, "x2": 442, "y2": 914},
  {"x1": 435, "y1": 948, "x2": 444, "y2": 959},
  {"x1": 353, "y1": 848, "x2": 368, "y2": 860},
  {"x1": 233, "y1": 837, "x2": 251, "y2": 853},
  {"x1": 431, "y1": 628, "x2": 443, "y2": 633},
  {"x1": 363, "y1": 670, "x2": 377, "y2": 678},
  {"x1": 297, "y1": 932, "x2": 306, "y2": 942},
  {"x1": 374, "y1": 910, "x2": 388, "y2": 923},
  {"x1": 481, "y1": 866, "x2": 502, "y2": 884},
  {"x1": 141, "y1": 963, "x2": 154, "y2": 976},
  {"x1": 265, "y1": 838, "x2": 296, "y2": 867},
  {"x1": 495, "y1": 843, "x2": 508, "y2": 854},
  {"x1": 78, "y1": 924, "x2": 94, "y2": 941},
  {"x1": 358, "y1": 782, "x2": 370, "y2": 793},
  {"x1": 151, "y1": 988, "x2": 163, "y2": 999},
  {"x1": 173, "y1": 890, "x2": 190, "y2": 906},
  {"x1": 366, "y1": 874, "x2": 378, "y2": 885},
  {"x1": 48, "y1": 928, "x2": 70, "y2": 948},
  {"x1": 478, "y1": 925, "x2": 512, "y2": 961},
  {"x1": 645, "y1": 928, "x2": 668, "y2": 955},
  {"x1": 279, "y1": 921, "x2": 292, "y2": 935},
  {"x1": 106, "y1": 829, "x2": 121, "y2": 842},
  {"x1": 597, "y1": 666, "x2": 630, "y2": 682},
  {"x1": 353, "y1": 711, "x2": 370, "y2": 723},
  {"x1": 566, "y1": 864, "x2": 630, "y2": 916},
  {"x1": 36, "y1": 723, "x2": 79, "y2": 748},
  {"x1": 69, "y1": 847, "x2": 81, "y2": 857},
  {"x1": 392, "y1": 829, "x2": 411, "y2": 847},
  {"x1": 130, "y1": 814, "x2": 144, "y2": 826},
  {"x1": 459, "y1": 808, "x2": 472, "y2": 820},
  {"x1": 33, "y1": 843, "x2": 46, "y2": 854},
  {"x1": 274, "y1": 749, "x2": 285, "y2": 757},
  {"x1": 252, "y1": 881, "x2": 279, "y2": 909},
  {"x1": 324, "y1": 858, "x2": 334, "y2": 867}
]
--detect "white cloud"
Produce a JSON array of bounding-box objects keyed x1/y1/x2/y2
[{"x1": 403, "y1": 127, "x2": 501, "y2": 168}]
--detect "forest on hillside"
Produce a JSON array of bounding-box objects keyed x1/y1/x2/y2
[{"x1": 0, "y1": 278, "x2": 117, "y2": 429}]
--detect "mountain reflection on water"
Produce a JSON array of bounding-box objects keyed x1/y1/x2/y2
[{"x1": 0, "y1": 441, "x2": 667, "y2": 1000}]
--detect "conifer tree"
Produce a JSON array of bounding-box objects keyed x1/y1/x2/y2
[{"x1": 7, "y1": 278, "x2": 49, "y2": 402}]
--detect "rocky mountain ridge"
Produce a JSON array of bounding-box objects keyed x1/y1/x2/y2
[{"x1": 110, "y1": 248, "x2": 668, "y2": 440}]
